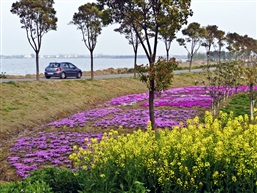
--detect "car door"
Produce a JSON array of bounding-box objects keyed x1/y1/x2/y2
[
  {"x1": 68, "y1": 63, "x2": 77, "y2": 76},
  {"x1": 62, "y1": 63, "x2": 72, "y2": 77}
]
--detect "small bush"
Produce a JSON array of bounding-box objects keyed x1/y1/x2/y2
[
  {"x1": 0, "y1": 180, "x2": 53, "y2": 193},
  {"x1": 25, "y1": 167, "x2": 81, "y2": 193}
]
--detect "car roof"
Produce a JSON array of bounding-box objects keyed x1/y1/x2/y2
[{"x1": 49, "y1": 62, "x2": 70, "y2": 64}]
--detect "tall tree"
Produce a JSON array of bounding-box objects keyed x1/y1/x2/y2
[
  {"x1": 97, "y1": 0, "x2": 192, "y2": 130},
  {"x1": 201, "y1": 25, "x2": 218, "y2": 66},
  {"x1": 114, "y1": 24, "x2": 142, "y2": 78},
  {"x1": 11, "y1": 0, "x2": 57, "y2": 81},
  {"x1": 159, "y1": 18, "x2": 178, "y2": 61},
  {"x1": 243, "y1": 61, "x2": 257, "y2": 120},
  {"x1": 70, "y1": 3, "x2": 103, "y2": 80},
  {"x1": 177, "y1": 22, "x2": 204, "y2": 72},
  {"x1": 225, "y1": 32, "x2": 241, "y2": 61},
  {"x1": 214, "y1": 29, "x2": 225, "y2": 63},
  {"x1": 241, "y1": 35, "x2": 257, "y2": 62}
]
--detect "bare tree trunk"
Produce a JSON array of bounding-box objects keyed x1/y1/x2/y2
[
  {"x1": 149, "y1": 77, "x2": 155, "y2": 130},
  {"x1": 218, "y1": 47, "x2": 221, "y2": 64},
  {"x1": 90, "y1": 50, "x2": 94, "y2": 80},
  {"x1": 166, "y1": 48, "x2": 169, "y2": 61},
  {"x1": 207, "y1": 51, "x2": 210, "y2": 67},
  {"x1": 36, "y1": 51, "x2": 40, "y2": 81},
  {"x1": 250, "y1": 83, "x2": 254, "y2": 120},
  {"x1": 189, "y1": 54, "x2": 193, "y2": 72},
  {"x1": 134, "y1": 50, "x2": 137, "y2": 78}
]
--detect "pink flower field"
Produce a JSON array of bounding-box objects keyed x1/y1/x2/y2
[{"x1": 8, "y1": 85, "x2": 257, "y2": 178}]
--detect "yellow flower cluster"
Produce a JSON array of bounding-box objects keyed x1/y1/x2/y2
[{"x1": 69, "y1": 111, "x2": 257, "y2": 192}]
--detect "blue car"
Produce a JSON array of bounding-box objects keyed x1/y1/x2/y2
[{"x1": 45, "y1": 62, "x2": 82, "y2": 79}]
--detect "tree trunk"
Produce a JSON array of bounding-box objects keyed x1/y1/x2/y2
[
  {"x1": 148, "y1": 54, "x2": 156, "y2": 130},
  {"x1": 134, "y1": 50, "x2": 137, "y2": 78},
  {"x1": 250, "y1": 83, "x2": 254, "y2": 120},
  {"x1": 189, "y1": 54, "x2": 193, "y2": 72},
  {"x1": 149, "y1": 77, "x2": 155, "y2": 130},
  {"x1": 207, "y1": 51, "x2": 210, "y2": 67},
  {"x1": 90, "y1": 50, "x2": 94, "y2": 80},
  {"x1": 218, "y1": 47, "x2": 221, "y2": 64},
  {"x1": 166, "y1": 48, "x2": 169, "y2": 61},
  {"x1": 36, "y1": 51, "x2": 40, "y2": 81}
]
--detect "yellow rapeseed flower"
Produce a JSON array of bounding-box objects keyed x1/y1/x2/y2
[
  {"x1": 100, "y1": 173, "x2": 105, "y2": 178},
  {"x1": 232, "y1": 175, "x2": 237, "y2": 182},
  {"x1": 212, "y1": 171, "x2": 219, "y2": 179}
]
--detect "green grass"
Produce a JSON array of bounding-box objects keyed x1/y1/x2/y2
[{"x1": 220, "y1": 91, "x2": 257, "y2": 117}]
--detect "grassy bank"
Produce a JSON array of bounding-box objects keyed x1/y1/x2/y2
[
  {"x1": 1, "y1": 73, "x2": 206, "y2": 138},
  {"x1": 0, "y1": 72, "x2": 207, "y2": 182}
]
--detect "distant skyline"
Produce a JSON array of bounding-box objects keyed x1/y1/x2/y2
[{"x1": 1, "y1": 0, "x2": 256, "y2": 57}]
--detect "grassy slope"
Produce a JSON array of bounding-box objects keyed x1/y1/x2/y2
[
  {"x1": 1, "y1": 79, "x2": 147, "y2": 137},
  {"x1": 0, "y1": 73, "x2": 206, "y2": 138},
  {"x1": 0, "y1": 72, "x2": 207, "y2": 182}
]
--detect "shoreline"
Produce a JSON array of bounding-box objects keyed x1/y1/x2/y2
[{"x1": 2, "y1": 67, "x2": 134, "y2": 79}]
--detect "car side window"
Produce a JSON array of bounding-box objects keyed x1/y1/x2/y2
[
  {"x1": 69, "y1": 63, "x2": 75, "y2": 69},
  {"x1": 62, "y1": 63, "x2": 68, "y2": 68},
  {"x1": 49, "y1": 63, "x2": 59, "y2": 68}
]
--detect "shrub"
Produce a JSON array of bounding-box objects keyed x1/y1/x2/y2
[
  {"x1": 69, "y1": 111, "x2": 257, "y2": 193},
  {"x1": 25, "y1": 167, "x2": 81, "y2": 193},
  {"x1": 0, "y1": 180, "x2": 53, "y2": 193}
]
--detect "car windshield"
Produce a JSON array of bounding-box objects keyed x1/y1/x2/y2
[{"x1": 49, "y1": 63, "x2": 60, "y2": 68}]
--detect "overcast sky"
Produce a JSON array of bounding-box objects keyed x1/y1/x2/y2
[{"x1": 0, "y1": 0, "x2": 256, "y2": 56}]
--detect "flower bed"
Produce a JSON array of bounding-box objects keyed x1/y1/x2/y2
[
  {"x1": 8, "y1": 85, "x2": 257, "y2": 178},
  {"x1": 8, "y1": 132, "x2": 102, "y2": 178},
  {"x1": 46, "y1": 85, "x2": 256, "y2": 129}
]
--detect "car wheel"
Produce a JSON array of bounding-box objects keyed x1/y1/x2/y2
[
  {"x1": 76, "y1": 72, "x2": 82, "y2": 79},
  {"x1": 60, "y1": 72, "x2": 66, "y2": 79},
  {"x1": 45, "y1": 76, "x2": 51, "y2": 79}
]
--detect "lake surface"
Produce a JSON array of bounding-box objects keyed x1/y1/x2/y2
[{"x1": 0, "y1": 57, "x2": 150, "y2": 75}]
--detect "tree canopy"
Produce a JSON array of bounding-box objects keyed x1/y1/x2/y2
[
  {"x1": 71, "y1": 3, "x2": 103, "y2": 80},
  {"x1": 177, "y1": 22, "x2": 204, "y2": 72},
  {"x1": 97, "y1": 0, "x2": 192, "y2": 130},
  {"x1": 11, "y1": 0, "x2": 57, "y2": 80}
]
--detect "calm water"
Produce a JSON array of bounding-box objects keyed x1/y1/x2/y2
[{"x1": 0, "y1": 57, "x2": 150, "y2": 75}]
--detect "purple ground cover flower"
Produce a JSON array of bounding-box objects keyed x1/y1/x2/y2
[
  {"x1": 46, "y1": 108, "x2": 122, "y2": 128},
  {"x1": 94, "y1": 109, "x2": 197, "y2": 128},
  {"x1": 102, "y1": 93, "x2": 149, "y2": 107},
  {"x1": 141, "y1": 86, "x2": 257, "y2": 108},
  {"x1": 45, "y1": 85, "x2": 257, "y2": 130},
  {"x1": 8, "y1": 132, "x2": 103, "y2": 178}
]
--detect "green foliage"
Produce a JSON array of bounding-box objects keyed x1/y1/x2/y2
[
  {"x1": 10, "y1": 0, "x2": 57, "y2": 50},
  {"x1": 0, "y1": 180, "x2": 53, "y2": 193},
  {"x1": 220, "y1": 92, "x2": 257, "y2": 117},
  {"x1": 0, "y1": 167, "x2": 81, "y2": 193},
  {"x1": 10, "y1": 0, "x2": 57, "y2": 80},
  {"x1": 201, "y1": 60, "x2": 244, "y2": 116},
  {"x1": 4, "y1": 81, "x2": 20, "y2": 87},
  {"x1": 136, "y1": 57, "x2": 178, "y2": 93},
  {"x1": 242, "y1": 60, "x2": 257, "y2": 119},
  {"x1": 201, "y1": 25, "x2": 219, "y2": 65},
  {"x1": 176, "y1": 22, "x2": 204, "y2": 71},
  {"x1": 70, "y1": 2, "x2": 103, "y2": 80},
  {"x1": 25, "y1": 167, "x2": 81, "y2": 193},
  {"x1": 97, "y1": 0, "x2": 192, "y2": 129},
  {"x1": 70, "y1": 3, "x2": 102, "y2": 52},
  {"x1": 69, "y1": 112, "x2": 257, "y2": 192},
  {"x1": 226, "y1": 32, "x2": 257, "y2": 60}
]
